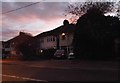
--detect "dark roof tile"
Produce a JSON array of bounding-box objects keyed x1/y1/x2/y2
[{"x1": 35, "y1": 24, "x2": 75, "y2": 38}]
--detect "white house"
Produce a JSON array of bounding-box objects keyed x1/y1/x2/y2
[{"x1": 35, "y1": 20, "x2": 75, "y2": 54}]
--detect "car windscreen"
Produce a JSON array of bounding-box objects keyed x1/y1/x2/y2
[{"x1": 55, "y1": 50, "x2": 64, "y2": 54}]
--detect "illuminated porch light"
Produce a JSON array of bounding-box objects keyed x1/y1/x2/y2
[
  {"x1": 40, "y1": 50, "x2": 43, "y2": 53},
  {"x1": 62, "y1": 33, "x2": 65, "y2": 36}
]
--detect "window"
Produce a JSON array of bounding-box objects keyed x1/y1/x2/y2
[
  {"x1": 47, "y1": 37, "x2": 49, "y2": 42},
  {"x1": 47, "y1": 36, "x2": 51, "y2": 42},
  {"x1": 46, "y1": 36, "x2": 55, "y2": 42},
  {"x1": 51, "y1": 37, "x2": 53, "y2": 41},
  {"x1": 53, "y1": 37, "x2": 55, "y2": 41},
  {"x1": 46, "y1": 36, "x2": 56, "y2": 42}
]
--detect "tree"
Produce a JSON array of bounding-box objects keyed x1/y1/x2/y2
[
  {"x1": 65, "y1": 1, "x2": 120, "y2": 60},
  {"x1": 18, "y1": 38, "x2": 37, "y2": 60},
  {"x1": 65, "y1": 2, "x2": 116, "y2": 23},
  {"x1": 116, "y1": 1, "x2": 120, "y2": 19},
  {"x1": 72, "y1": 3, "x2": 120, "y2": 60}
]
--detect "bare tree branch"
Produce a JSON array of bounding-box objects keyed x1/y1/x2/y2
[{"x1": 65, "y1": 1, "x2": 119, "y2": 23}]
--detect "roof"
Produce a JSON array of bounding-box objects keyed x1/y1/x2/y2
[
  {"x1": 35, "y1": 24, "x2": 75, "y2": 38},
  {"x1": 6, "y1": 32, "x2": 33, "y2": 44}
]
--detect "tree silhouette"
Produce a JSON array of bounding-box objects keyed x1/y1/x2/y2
[
  {"x1": 73, "y1": 8, "x2": 120, "y2": 60},
  {"x1": 66, "y1": 2, "x2": 120, "y2": 60},
  {"x1": 65, "y1": 2, "x2": 116, "y2": 23},
  {"x1": 116, "y1": 1, "x2": 120, "y2": 19}
]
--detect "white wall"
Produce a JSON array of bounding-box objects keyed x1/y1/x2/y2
[
  {"x1": 40, "y1": 36, "x2": 56, "y2": 49},
  {"x1": 40, "y1": 33, "x2": 73, "y2": 50},
  {"x1": 59, "y1": 33, "x2": 73, "y2": 47}
]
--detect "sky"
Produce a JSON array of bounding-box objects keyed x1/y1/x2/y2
[
  {"x1": 1, "y1": 0, "x2": 120, "y2": 41},
  {"x1": 2, "y1": 2, "x2": 71, "y2": 41}
]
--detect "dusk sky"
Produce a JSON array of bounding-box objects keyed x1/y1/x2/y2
[
  {"x1": 1, "y1": 0, "x2": 120, "y2": 41},
  {"x1": 2, "y1": 2, "x2": 71, "y2": 41}
]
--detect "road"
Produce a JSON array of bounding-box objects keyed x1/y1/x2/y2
[{"x1": 1, "y1": 59, "x2": 120, "y2": 82}]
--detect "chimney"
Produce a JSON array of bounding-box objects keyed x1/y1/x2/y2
[
  {"x1": 19, "y1": 32, "x2": 25, "y2": 35},
  {"x1": 63, "y1": 20, "x2": 69, "y2": 26}
]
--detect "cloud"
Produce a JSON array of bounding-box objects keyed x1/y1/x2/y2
[
  {"x1": 2, "y1": 28, "x2": 19, "y2": 41},
  {"x1": 2, "y1": 2, "x2": 70, "y2": 41},
  {"x1": 2, "y1": 2, "x2": 69, "y2": 21}
]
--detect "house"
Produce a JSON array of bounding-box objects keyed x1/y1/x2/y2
[
  {"x1": 34, "y1": 20, "x2": 75, "y2": 55},
  {"x1": 2, "y1": 20, "x2": 75, "y2": 59},
  {"x1": 1, "y1": 41, "x2": 11, "y2": 59},
  {"x1": 4, "y1": 32, "x2": 33, "y2": 58}
]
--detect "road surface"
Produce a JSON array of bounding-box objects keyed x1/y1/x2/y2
[{"x1": 1, "y1": 59, "x2": 119, "y2": 82}]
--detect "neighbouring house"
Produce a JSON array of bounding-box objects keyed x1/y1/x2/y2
[
  {"x1": 1, "y1": 41, "x2": 11, "y2": 59},
  {"x1": 4, "y1": 32, "x2": 33, "y2": 58},
  {"x1": 34, "y1": 20, "x2": 75, "y2": 56}
]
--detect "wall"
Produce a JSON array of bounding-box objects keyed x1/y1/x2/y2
[
  {"x1": 40, "y1": 33, "x2": 73, "y2": 50},
  {"x1": 59, "y1": 33, "x2": 73, "y2": 47},
  {"x1": 40, "y1": 36, "x2": 56, "y2": 49}
]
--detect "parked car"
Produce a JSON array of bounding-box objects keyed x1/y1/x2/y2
[
  {"x1": 68, "y1": 52, "x2": 75, "y2": 60},
  {"x1": 53, "y1": 49, "x2": 67, "y2": 59}
]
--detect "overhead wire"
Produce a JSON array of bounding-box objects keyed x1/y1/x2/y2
[{"x1": 2, "y1": 2, "x2": 40, "y2": 14}]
